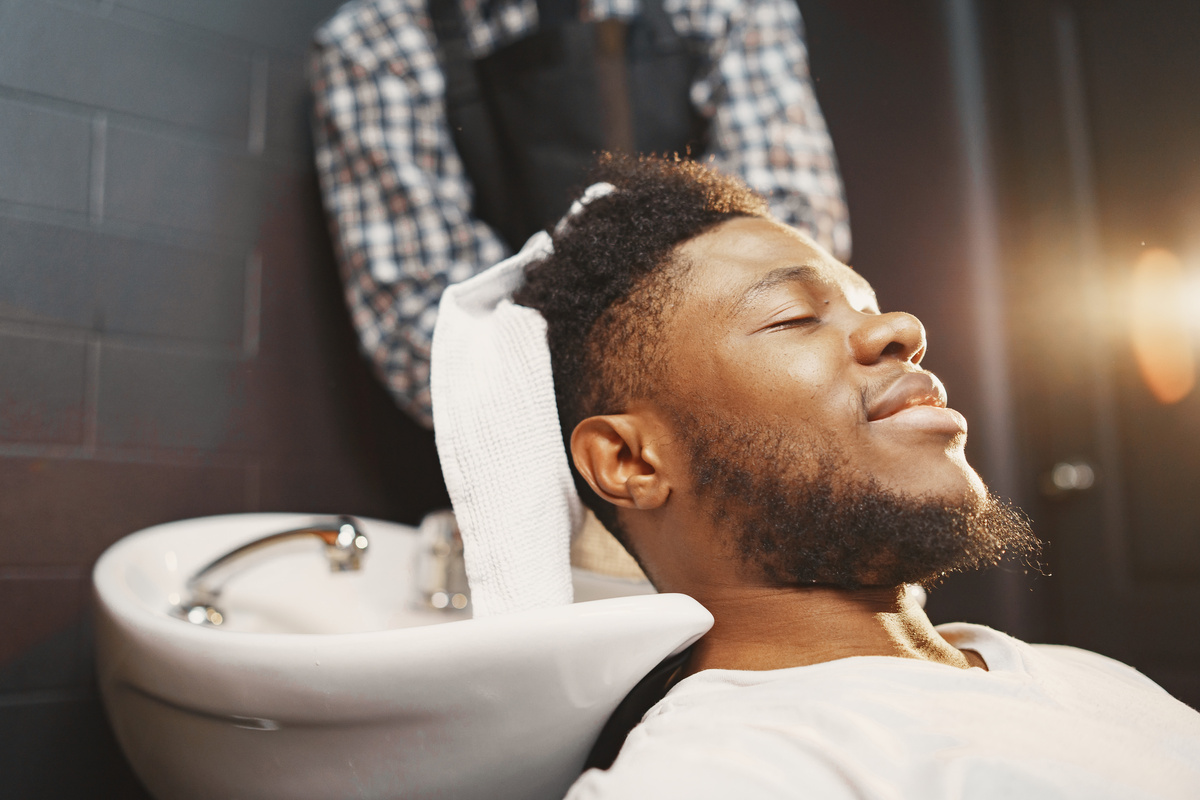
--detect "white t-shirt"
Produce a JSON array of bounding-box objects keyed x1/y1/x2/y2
[{"x1": 567, "y1": 624, "x2": 1200, "y2": 799}]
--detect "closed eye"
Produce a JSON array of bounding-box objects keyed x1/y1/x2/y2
[{"x1": 761, "y1": 316, "x2": 819, "y2": 332}]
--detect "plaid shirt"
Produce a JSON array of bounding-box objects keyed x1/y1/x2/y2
[{"x1": 311, "y1": 0, "x2": 851, "y2": 426}]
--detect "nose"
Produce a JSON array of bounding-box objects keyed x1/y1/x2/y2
[{"x1": 849, "y1": 311, "x2": 927, "y2": 366}]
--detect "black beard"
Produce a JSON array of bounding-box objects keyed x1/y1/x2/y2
[{"x1": 675, "y1": 410, "x2": 1041, "y2": 590}]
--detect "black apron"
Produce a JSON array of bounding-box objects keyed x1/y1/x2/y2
[{"x1": 430, "y1": 0, "x2": 710, "y2": 251}]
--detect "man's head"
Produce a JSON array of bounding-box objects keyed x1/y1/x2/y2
[
  {"x1": 513, "y1": 154, "x2": 768, "y2": 528},
  {"x1": 514, "y1": 155, "x2": 1037, "y2": 595}
]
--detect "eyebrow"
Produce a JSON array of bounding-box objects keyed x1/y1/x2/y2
[
  {"x1": 727, "y1": 264, "x2": 880, "y2": 319},
  {"x1": 727, "y1": 264, "x2": 830, "y2": 318}
]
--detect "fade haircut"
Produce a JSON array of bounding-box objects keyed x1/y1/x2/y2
[{"x1": 513, "y1": 153, "x2": 769, "y2": 545}]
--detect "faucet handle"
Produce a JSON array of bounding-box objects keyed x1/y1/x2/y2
[
  {"x1": 328, "y1": 515, "x2": 370, "y2": 572},
  {"x1": 415, "y1": 510, "x2": 470, "y2": 612}
]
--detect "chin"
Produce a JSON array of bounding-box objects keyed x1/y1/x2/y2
[
  {"x1": 949, "y1": 445, "x2": 988, "y2": 496},
  {"x1": 938, "y1": 461, "x2": 989, "y2": 509},
  {"x1": 887, "y1": 451, "x2": 986, "y2": 506}
]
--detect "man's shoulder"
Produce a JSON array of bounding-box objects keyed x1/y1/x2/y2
[
  {"x1": 1025, "y1": 640, "x2": 1190, "y2": 707},
  {"x1": 937, "y1": 621, "x2": 1158, "y2": 686},
  {"x1": 1028, "y1": 641, "x2": 1156, "y2": 678},
  {"x1": 937, "y1": 621, "x2": 1200, "y2": 723}
]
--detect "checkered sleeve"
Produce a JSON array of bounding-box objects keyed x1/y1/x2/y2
[
  {"x1": 310, "y1": 1, "x2": 509, "y2": 428},
  {"x1": 680, "y1": 0, "x2": 851, "y2": 261}
]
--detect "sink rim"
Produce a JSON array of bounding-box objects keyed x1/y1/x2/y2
[{"x1": 93, "y1": 511, "x2": 665, "y2": 646}]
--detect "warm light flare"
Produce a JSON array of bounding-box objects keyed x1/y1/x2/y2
[{"x1": 1130, "y1": 248, "x2": 1196, "y2": 404}]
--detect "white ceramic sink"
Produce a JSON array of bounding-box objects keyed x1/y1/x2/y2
[{"x1": 94, "y1": 513, "x2": 712, "y2": 800}]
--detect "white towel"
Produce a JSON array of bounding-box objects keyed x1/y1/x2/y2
[
  {"x1": 431, "y1": 183, "x2": 617, "y2": 617},
  {"x1": 426, "y1": 223, "x2": 578, "y2": 618}
]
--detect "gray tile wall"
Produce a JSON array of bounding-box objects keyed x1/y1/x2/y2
[
  {"x1": 0, "y1": 98, "x2": 92, "y2": 212},
  {"x1": 0, "y1": 1, "x2": 449, "y2": 795}
]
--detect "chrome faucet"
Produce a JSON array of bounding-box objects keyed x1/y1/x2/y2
[
  {"x1": 174, "y1": 515, "x2": 369, "y2": 627},
  {"x1": 414, "y1": 510, "x2": 470, "y2": 611}
]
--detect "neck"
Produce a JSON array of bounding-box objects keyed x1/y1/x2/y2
[{"x1": 682, "y1": 583, "x2": 985, "y2": 675}]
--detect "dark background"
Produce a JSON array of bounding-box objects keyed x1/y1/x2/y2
[{"x1": 1, "y1": 0, "x2": 1197, "y2": 796}]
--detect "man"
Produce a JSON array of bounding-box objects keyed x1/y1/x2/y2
[{"x1": 507, "y1": 154, "x2": 1200, "y2": 798}]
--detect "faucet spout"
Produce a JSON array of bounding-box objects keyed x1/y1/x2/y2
[{"x1": 174, "y1": 515, "x2": 369, "y2": 626}]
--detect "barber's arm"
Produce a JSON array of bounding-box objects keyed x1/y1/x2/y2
[
  {"x1": 310, "y1": 11, "x2": 509, "y2": 427},
  {"x1": 690, "y1": 0, "x2": 852, "y2": 261}
]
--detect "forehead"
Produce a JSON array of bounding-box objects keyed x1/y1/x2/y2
[{"x1": 675, "y1": 217, "x2": 873, "y2": 313}]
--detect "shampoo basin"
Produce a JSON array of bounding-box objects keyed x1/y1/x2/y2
[{"x1": 93, "y1": 513, "x2": 712, "y2": 800}]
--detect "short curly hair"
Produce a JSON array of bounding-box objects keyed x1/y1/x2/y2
[{"x1": 513, "y1": 154, "x2": 769, "y2": 544}]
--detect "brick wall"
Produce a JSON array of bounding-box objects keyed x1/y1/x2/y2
[{"x1": 0, "y1": 1, "x2": 448, "y2": 795}]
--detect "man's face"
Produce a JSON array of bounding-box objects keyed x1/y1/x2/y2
[
  {"x1": 666, "y1": 216, "x2": 982, "y2": 505},
  {"x1": 653, "y1": 217, "x2": 1034, "y2": 587}
]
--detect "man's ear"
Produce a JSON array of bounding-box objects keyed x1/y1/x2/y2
[{"x1": 570, "y1": 414, "x2": 671, "y2": 510}]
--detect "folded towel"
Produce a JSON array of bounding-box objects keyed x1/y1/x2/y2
[
  {"x1": 424, "y1": 221, "x2": 570, "y2": 615},
  {"x1": 431, "y1": 183, "x2": 616, "y2": 617}
]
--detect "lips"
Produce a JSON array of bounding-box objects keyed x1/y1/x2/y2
[{"x1": 866, "y1": 371, "x2": 948, "y2": 422}]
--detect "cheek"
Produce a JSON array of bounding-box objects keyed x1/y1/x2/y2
[
  {"x1": 700, "y1": 341, "x2": 854, "y2": 424},
  {"x1": 784, "y1": 356, "x2": 843, "y2": 405},
  {"x1": 689, "y1": 325, "x2": 856, "y2": 418},
  {"x1": 778, "y1": 347, "x2": 859, "y2": 425}
]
